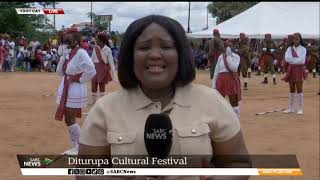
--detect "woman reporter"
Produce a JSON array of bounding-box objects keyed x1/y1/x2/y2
[{"x1": 77, "y1": 15, "x2": 249, "y2": 180}]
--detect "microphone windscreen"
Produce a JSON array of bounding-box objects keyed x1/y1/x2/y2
[{"x1": 144, "y1": 113, "x2": 173, "y2": 159}]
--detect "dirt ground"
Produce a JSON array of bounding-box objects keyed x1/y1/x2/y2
[{"x1": 0, "y1": 70, "x2": 319, "y2": 180}]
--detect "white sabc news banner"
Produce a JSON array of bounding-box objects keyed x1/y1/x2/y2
[{"x1": 21, "y1": 168, "x2": 303, "y2": 176}]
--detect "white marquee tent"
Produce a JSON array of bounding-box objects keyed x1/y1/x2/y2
[{"x1": 191, "y1": 2, "x2": 320, "y2": 39}]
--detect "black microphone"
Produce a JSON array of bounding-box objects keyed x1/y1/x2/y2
[{"x1": 144, "y1": 113, "x2": 173, "y2": 159}]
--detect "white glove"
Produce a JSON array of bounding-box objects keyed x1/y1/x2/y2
[
  {"x1": 63, "y1": 48, "x2": 71, "y2": 57},
  {"x1": 111, "y1": 70, "x2": 119, "y2": 83},
  {"x1": 226, "y1": 47, "x2": 233, "y2": 56},
  {"x1": 262, "y1": 48, "x2": 267, "y2": 51},
  {"x1": 270, "y1": 49, "x2": 275, "y2": 52},
  {"x1": 59, "y1": 55, "x2": 66, "y2": 64}
]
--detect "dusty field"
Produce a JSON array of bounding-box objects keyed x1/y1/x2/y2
[{"x1": 0, "y1": 70, "x2": 319, "y2": 180}]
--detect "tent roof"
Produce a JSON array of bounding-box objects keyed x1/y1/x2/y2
[{"x1": 191, "y1": 2, "x2": 320, "y2": 39}]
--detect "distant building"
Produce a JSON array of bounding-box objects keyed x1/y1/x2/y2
[{"x1": 70, "y1": 22, "x2": 96, "y2": 31}]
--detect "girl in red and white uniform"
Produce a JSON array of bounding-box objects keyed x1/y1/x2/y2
[
  {"x1": 55, "y1": 28, "x2": 96, "y2": 155},
  {"x1": 90, "y1": 33, "x2": 117, "y2": 104},
  {"x1": 212, "y1": 40, "x2": 241, "y2": 119},
  {"x1": 282, "y1": 33, "x2": 307, "y2": 115}
]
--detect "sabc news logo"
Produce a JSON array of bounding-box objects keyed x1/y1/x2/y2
[{"x1": 23, "y1": 157, "x2": 54, "y2": 167}]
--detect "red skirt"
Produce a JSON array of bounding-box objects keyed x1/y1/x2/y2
[
  {"x1": 282, "y1": 64, "x2": 306, "y2": 83},
  {"x1": 258, "y1": 56, "x2": 264, "y2": 70},
  {"x1": 92, "y1": 63, "x2": 112, "y2": 84},
  {"x1": 213, "y1": 50, "x2": 220, "y2": 61},
  {"x1": 216, "y1": 72, "x2": 241, "y2": 101}
]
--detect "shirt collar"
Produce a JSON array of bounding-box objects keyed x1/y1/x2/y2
[
  {"x1": 293, "y1": 45, "x2": 302, "y2": 50},
  {"x1": 101, "y1": 45, "x2": 108, "y2": 51},
  {"x1": 173, "y1": 84, "x2": 192, "y2": 108},
  {"x1": 132, "y1": 86, "x2": 153, "y2": 110},
  {"x1": 132, "y1": 84, "x2": 193, "y2": 110}
]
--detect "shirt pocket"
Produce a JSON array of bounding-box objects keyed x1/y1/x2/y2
[
  {"x1": 107, "y1": 132, "x2": 137, "y2": 155},
  {"x1": 175, "y1": 124, "x2": 212, "y2": 155}
]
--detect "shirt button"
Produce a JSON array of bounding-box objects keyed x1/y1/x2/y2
[
  {"x1": 191, "y1": 129, "x2": 197, "y2": 134},
  {"x1": 118, "y1": 136, "x2": 122, "y2": 142}
]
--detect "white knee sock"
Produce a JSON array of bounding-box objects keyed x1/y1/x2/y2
[
  {"x1": 247, "y1": 68, "x2": 251, "y2": 72},
  {"x1": 92, "y1": 92, "x2": 97, "y2": 104},
  {"x1": 298, "y1": 93, "x2": 303, "y2": 112},
  {"x1": 68, "y1": 123, "x2": 81, "y2": 148},
  {"x1": 289, "y1": 93, "x2": 295, "y2": 112},
  {"x1": 233, "y1": 106, "x2": 240, "y2": 119},
  {"x1": 99, "y1": 92, "x2": 106, "y2": 98}
]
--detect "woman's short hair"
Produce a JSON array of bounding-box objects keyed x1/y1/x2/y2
[{"x1": 118, "y1": 15, "x2": 195, "y2": 89}]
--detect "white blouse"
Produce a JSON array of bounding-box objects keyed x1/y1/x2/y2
[
  {"x1": 91, "y1": 45, "x2": 115, "y2": 72},
  {"x1": 285, "y1": 45, "x2": 306, "y2": 65},
  {"x1": 212, "y1": 53, "x2": 240, "y2": 89},
  {"x1": 56, "y1": 48, "x2": 96, "y2": 84},
  {"x1": 91, "y1": 45, "x2": 118, "y2": 82}
]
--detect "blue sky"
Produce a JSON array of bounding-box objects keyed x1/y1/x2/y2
[{"x1": 36, "y1": 2, "x2": 215, "y2": 33}]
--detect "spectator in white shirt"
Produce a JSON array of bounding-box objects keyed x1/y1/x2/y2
[
  {"x1": 16, "y1": 43, "x2": 28, "y2": 69},
  {"x1": 5, "y1": 35, "x2": 15, "y2": 72},
  {"x1": 50, "y1": 48, "x2": 58, "y2": 72},
  {"x1": 29, "y1": 37, "x2": 40, "y2": 52}
]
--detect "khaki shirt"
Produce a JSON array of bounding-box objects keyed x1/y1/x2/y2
[
  {"x1": 259, "y1": 40, "x2": 276, "y2": 57},
  {"x1": 205, "y1": 38, "x2": 224, "y2": 59},
  {"x1": 80, "y1": 83, "x2": 240, "y2": 180},
  {"x1": 309, "y1": 44, "x2": 319, "y2": 60},
  {"x1": 235, "y1": 41, "x2": 251, "y2": 62}
]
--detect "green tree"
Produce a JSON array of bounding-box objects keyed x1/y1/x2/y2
[
  {"x1": 87, "y1": 11, "x2": 96, "y2": 26},
  {"x1": 207, "y1": 2, "x2": 259, "y2": 24},
  {"x1": 39, "y1": 1, "x2": 60, "y2": 32},
  {"x1": 95, "y1": 19, "x2": 108, "y2": 32},
  {"x1": 0, "y1": 2, "x2": 52, "y2": 41},
  {"x1": 38, "y1": 1, "x2": 55, "y2": 7},
  {"x1": 87, "y1": 12, "x2": 109, "y2": 32}
]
